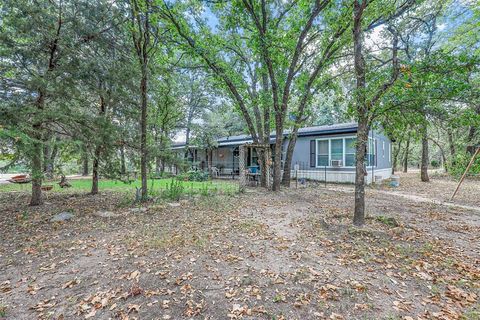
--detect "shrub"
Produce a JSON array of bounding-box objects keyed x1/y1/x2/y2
[
  {"x1": 176, "y1": 170, "x2": 209, "y2": 182},
  {"x1": 430, "y1": 159, "x2": 440, "y2": 168},
  {"x1": 163, "y1": 179, "x2": 184, "y2": 201}
]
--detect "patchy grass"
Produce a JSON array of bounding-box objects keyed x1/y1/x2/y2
[{"x1": 0, "y1": 177, "x2": 237, "y2": 194}]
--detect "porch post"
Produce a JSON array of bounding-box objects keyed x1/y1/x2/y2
[{"x1": 239, "y1": 145, "x2": 246, "y2": 192}]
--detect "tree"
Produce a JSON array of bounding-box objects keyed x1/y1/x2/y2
[
  {"x1": 161, "y1": 0, "x2": 353, "y2": 190},
  {"x1": 129, "y1": 0, "x2": 161, "y2": 200},
  {"x1": 0, "y1": 0, "x2": 124, "y2": 205}
]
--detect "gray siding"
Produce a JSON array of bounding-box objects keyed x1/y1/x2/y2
[{"x1": 284, "y1": 129, "x2": 391, "y2": 171}]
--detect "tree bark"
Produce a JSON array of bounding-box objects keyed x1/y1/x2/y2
[
  {"x1": 352, "y1": 0, "x2": 368, "y2": 226},
  {"x1": 392, "y1": 139, "x2": 402, "y2": 175},
  {"x1": 91, "y1": 94, "x2": 106, "y2": 195},
  {"x1": 120, "y1": 145, "x2": 126, "y2": 175},
  {"x1": 30, "y1": 134, "x2": 44, "y2": 206},
  {"x1": 447, "y1": 128, "x2": 455, "y2": 160},
  {"x1": 272, "y1": 123, "x2": 283, "y2": 191},
  {"x1": 420, "y1": 123, "x2": 430, "y2": 182},
  {"x1": 82, "y1": 146, "x2": 89, "y2": 176},
  {"x1": 91, "y1": 149, "x2": 100, "y2": 195},
  {"x1": 403, "y1": 134, "x2": 410, "y2": 173},
  {"x1": 420, "y1": 117, "x2": 430, "y2": 182},
  {"x1": 30, "y1": 91, "x2": 45, "y2": 206},
  {"x1": 354, "y1": 119, "x2": 369, "y2": 226},
  {"x1": 281, "y1": 134, "x2": 297, "y2": 187}
]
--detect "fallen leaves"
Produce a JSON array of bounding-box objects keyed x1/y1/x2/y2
[
  {"x1": 62, "y1": 279, "x2": 80, "y2": 289},
  {"x1": 445, "y1": 285, "x2": 477, "y2": 306}
]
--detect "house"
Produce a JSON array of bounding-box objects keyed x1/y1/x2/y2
[{"x1": 171, "y1": 122, "x2": 392, "y2": 184}]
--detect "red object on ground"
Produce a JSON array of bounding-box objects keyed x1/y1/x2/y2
[
  {"x1": 41, "y1": 185, "x2": 53, "y2": 191},
  {"x1": 8, "y1": 175, "x2": 31, "y2": 184}
]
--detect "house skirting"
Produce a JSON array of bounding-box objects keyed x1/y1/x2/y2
[{"x1": 290, "y1": 167, "x2": 391, "y2": 184}]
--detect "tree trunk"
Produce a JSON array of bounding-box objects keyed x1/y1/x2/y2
[
  {"x1": 403, "y1": 135, "x2": 410, "y2": 173},
  {"x1": 82, "y1": 147, "x2": 89, "y2": 176},
  {"x1": 352, "y1": 0, "x2": 367, "y2": 226},
  {"x1": 30, "y1": 91, "x2": 45, "y2": 206},
  {"x1": 30, "y1": 138, "x2": 44, "y2": 206},
  {"x1": 353, "y1": 119, "x2": 369, "y2": 226},
  {"x1": 156, "y1": 156, "x2": 161, "y2": 175},
  {"x1": 140, "y1": 63, "x2": 148, "y2": 200},
  {"x1": 392, "y1": 139, "x2": 402, "y2": 175},
  {"x1": 91, "y1": 148, "x2": 100, "y2": 195},
  {"x1": 447, "y1": 128, "x2": 455, "y2": 162},
  {"x1": 120, "y1": 145, "x2": 126, "y2": 175},
  {"x1": 272, "y1": 125, "x2": 283, "y2": 191},
  {"x1": 281, "y1": 134, "x2": 298, "y2": 187},
  {"x1": 420, "y1": 124, "x2": 429, "y2": 182},
  {"x1": 91, "y1": 95, "x2": 106, "y2": 194}
]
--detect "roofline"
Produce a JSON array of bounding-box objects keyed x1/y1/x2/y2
[{"x1": 172, "y1": 125, "x2": 359, "y2": 149}]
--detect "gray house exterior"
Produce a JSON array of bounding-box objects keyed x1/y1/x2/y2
[{"x1": 172, "y1": 122, "x2": 392, "y2": 184}]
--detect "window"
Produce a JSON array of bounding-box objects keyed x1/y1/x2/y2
[
  {"x1": 314, "y1": 136, "x2": 377, "y2": 168},
  {"x1": 331, "y1": 139, "x2": 343, "y2": 164},
  {"x1": 317, "y1": 140, "x2": 329, "y2": 166},
  {"x1": 382, "y1": 141, "x2": 385, "y2": 158},
  {"x1": 250, "y1": 148, "x2": 259, "y2": 166},
  {"x1": 345, "y1": 138, "x2": 356, "y2": 167}
]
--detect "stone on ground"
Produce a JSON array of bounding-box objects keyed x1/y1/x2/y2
[{"x1": 50, "y1": 212, "x2": 74, "y2": 222}]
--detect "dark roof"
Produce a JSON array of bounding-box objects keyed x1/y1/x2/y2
[{"x1": 172, "y1": 122, "x2": 358, "y2": 149}]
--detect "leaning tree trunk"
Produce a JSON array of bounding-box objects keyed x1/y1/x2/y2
[{"x1": 420, "y1": 125, "x2": 429, "y2": 182}]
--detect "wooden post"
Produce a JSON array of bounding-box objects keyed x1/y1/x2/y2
[{"x1": 450, "y1": 147, "x2": 480, "y2": 201}]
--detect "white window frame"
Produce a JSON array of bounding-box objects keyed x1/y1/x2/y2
[
  {"x1": 316, "y1": 136, "x2": 357, "y2": 168},
  {"x1": 315, "y1": 138, "x2": 330, "y2": 167},
  {"x1": 382, "y1": 141, "x2": 385, "y2": 158},
  {"x1": 315, "y1": 135, "x2": 377, "y2": 168}
]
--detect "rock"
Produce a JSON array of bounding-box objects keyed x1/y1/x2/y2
[
  {"x1": 50, "y1": 212, "x2": 74, "y2": 222},
  {"x1": 129, "y1": 207, "x2": 148, "y2": 213},
  {"x1": 93, "y1": 211, "x2": 118, "y2": 218},
  {"x1": 167, "y1": 202, "x2": 181, "y2": 207}
]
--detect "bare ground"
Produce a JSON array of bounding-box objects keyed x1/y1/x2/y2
[{"x1": 0, "y1": 173, "x2": 479, "y2": 320}]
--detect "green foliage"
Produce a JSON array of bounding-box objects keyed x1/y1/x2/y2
[
  {"x1": 176, "y1": 170, "x2": 210, "y2": 182},
  {"x1": 163, "y1": 179, "x2": 185, "y2": 201},
  {"x1": 449, "y1": 153, "x2": 480, "y2": 178}
]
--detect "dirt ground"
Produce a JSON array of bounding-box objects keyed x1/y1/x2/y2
[{"x1": 0, "y1": 172, "x2": 479, "y2": 320}]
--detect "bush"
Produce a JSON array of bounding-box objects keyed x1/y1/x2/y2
[
  {"x1": 176, "y1": 170, "x2": 209, "y2": 182},
  {"x1": 430, "y1": 159, "x2": 440, "y2": 168},
  {"x1": 449, "y1": 153, "x2": 480, "y2": 178},
  {"x1": 163, "y1": 179, "x2": 184, "y2": 201}
]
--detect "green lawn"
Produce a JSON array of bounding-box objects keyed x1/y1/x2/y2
[{"x1": 0, "y1": 178, "x2": 238, "y2": 194}]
